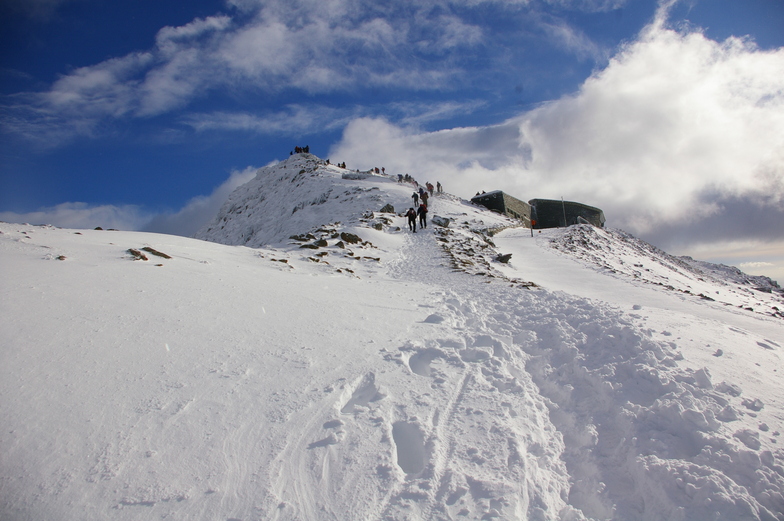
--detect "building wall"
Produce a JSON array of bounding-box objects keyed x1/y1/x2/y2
[
  {"x1": 471, "y1": 191, "x2": 532, "y2": 226},
  {"x1": 528, "y1": 199, "x2": 605, "y2": 229},
  {"x1": 501, "y1": 193, "x2": 532, "y2": 225},
  {"x1": 471, "y1": 192, "x2": 604, "y2": 229},
  {"x1": 470, "y1": 191, "x2": 506, "y2": 214}
]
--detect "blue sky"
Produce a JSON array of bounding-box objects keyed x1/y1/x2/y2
[{"x1": 2, "y1": 0, "x2": 784, "y2": 281}]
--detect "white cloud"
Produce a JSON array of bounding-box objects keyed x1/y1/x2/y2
[
  {"x1": 0, "y1": 202, "x2": 150, "y2": 231},
  {"x1": 0, "y1": 167, "x2": 258, "y2": 236},
  {"x1": 542, "y1": 0, "x2": 627, "y2": 12},
  {"x1": 540, "y1": 17, "x2": 608, "y2": 62},
  {"x1": 2, "y1": 0, "x2": 627, "y2": 145},
  {"x1": 330, "y1": 15, "x2": 784, "y2": 252},
  {"x1": 143, "y1": 166, "x2": 259, "y2": 237},
  {"x1": 182, "y1": 100, "x2": 487, "y2": 136},
  {"x1": 1, "y1": 1, "x2": 486, "y2": 143},
  {"x1": 740, "y1": 261, "x2": 774, "y2": 269},
  {"x1": 183, "y1": 106, "x2": 351, "y2": 134}
]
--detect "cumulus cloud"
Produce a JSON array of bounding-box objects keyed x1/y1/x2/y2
[
  {"x1": 0, "y1": 202, "x2": 150, "y2": 231},
  {"x1": 330, "y1": 12, "x2": 784, "y2": 252},
  {"x1": 143, "y1": 166, "x2": 259, "y2": 237}
]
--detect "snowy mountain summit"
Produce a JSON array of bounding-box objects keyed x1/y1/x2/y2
[
  {"x1": 2, "y1": 152, "x2": 784, "y2": 521},
  {"x1": 198, "y1": 152, "x2": 783, "y2": 318}
]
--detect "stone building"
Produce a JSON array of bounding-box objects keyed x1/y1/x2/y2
[
  {"x1": 528, "y1": 198, "x2": 605, "y2": 229},
  {"x1": 470, "y1": 192, "x2": 605, "y2": 229},
  {"x1": 470, "y1": 191, "x2": 532, "y2": 227}
]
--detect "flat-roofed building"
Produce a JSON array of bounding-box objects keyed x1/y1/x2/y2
[{"x1": 471, "y1": 192, "x2": 605, "y2": 229}]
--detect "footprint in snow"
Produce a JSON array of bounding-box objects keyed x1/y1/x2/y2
[
  {"x1": 340, "y1": 373, "x2": 385, "y2": 414},
  {"x1": 424, "y1": 313, "x2": 445, "y2": 324},
  {"x1": 392, "y1": 421, "x2": 427, "y2": 475},
  {"x1": 307, "y1": 433, "x2": 339, "y2": 449},
  {"x1": 408, "y1": 348, "x2": 444, "y2": 377}
]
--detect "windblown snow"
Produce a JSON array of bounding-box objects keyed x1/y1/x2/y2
[{"x1": 2, "y1": 153, "x2": 783, "y2": 521}]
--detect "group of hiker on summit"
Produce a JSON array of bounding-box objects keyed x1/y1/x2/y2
[{"x1": 287, "y1": 147, "x2": 441, "y2": 234}]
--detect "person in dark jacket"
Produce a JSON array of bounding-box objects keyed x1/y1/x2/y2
[
  {"x1": 405, "y1": 208, "x2": 417, "y2": 232},
  {"x1": 417, "y1": 204, "x2": 428, "y2": 229},
  {"x1": 412, "y1": 192, "x2": 419, "y2": 206}
]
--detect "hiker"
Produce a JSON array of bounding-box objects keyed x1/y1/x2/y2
[
  {"x1": 437, "y1": 181, "x2": 442, "y2": 193},
  {"x1": 417, "y1": 204, "x2": 428, "y2": 229},
  {"x1": 427, "y1": 183, "x2": 434, "y2": 196},
  {"x1": 398, "y1": 174, "x2": 403, "y2": 183},
  {"x1": 405, "y1": 208, "x2": 417, "y2": 232},
  {"x1": 412, "y1": 192, "x2": 419, "y2": 206},
  {"x1": 421, "y1": 191, "x2": 429, "y2": 207}
]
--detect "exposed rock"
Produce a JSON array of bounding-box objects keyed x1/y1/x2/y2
[
  {"x1": 127, "y1": 249, "x2": 148, "y2": 261},
  {"x1": 495, "y1": 253, "x2": 512, "y2": 264},
  {"x1": 340, "y1": 232, "x2": 362, "y2": 244},
  {"x1": 380, "y1": 204, "x2": 395, "y2": 213},
  {"x1": 432, "y1": 215, "x2": 451, "y2": 228},
  {"x1": 141, "y1": 247, "x2": 172, "y2": 259}
]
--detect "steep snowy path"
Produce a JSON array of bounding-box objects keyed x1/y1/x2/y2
[
  {"x1": 372, "y1": 212, "x2": 571, "y2": 520},
  {"x1": 382, "y1": 211, "x2": 784, "y2": 520}
]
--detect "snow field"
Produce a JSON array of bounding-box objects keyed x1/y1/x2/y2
[{"x1": 2, "y1": 153, "x2": 784, "y2": 520}]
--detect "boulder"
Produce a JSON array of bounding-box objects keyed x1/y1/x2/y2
[
  {"x1": 432, "y1": 215, "x2": 451, "y2": 228},
  {"x1": 340, "y1": 232, "x2": 362, "y2": 244}
]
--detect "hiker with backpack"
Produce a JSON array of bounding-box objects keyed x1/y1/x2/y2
[
  {"x1": 417, "y1": 204, "x2": 428, "y2": 229},
  {"x1": 412, "y1": 192, "x2": 419, "y2": 206},
  {"x1": 405, "y1": 208, "x2": 417, "y2": 232}
]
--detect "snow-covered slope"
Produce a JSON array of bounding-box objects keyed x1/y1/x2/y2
[
  {"x1": 196, "y1": 153, "x2": 517, "y2": 248},
  {"x1": 2, "y1": 154, "x2": 783, "y2": 521}
]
